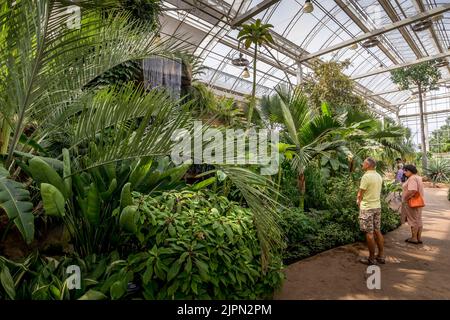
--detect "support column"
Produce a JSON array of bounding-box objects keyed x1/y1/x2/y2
[
  {"x1": 296, "y1": 62, "x2": 303, "y2": 86},
  {"x1": 423, "y1": 96, "x2": 430, "y2": 152}
]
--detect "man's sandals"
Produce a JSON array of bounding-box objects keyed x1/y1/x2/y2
[
  {"x1": 359, "y1": 256, "x2": 385, "y2": 265},
  {"x1": 405, "y1": 238, "x2": 423, "y2": 244}
]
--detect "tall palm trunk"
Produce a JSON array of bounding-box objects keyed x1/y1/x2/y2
[
  {"x1": 349, "y1": 158, "x2": 355, "y2": 173},
  {"x1": 0, "y1": 117, "x2": 11, "y2": 155},
  {"x1": 275, "y1": 163, "x2": 283, "y2": 202},
  {"x1": 418, "y1": 83, "x2": 427, "y2": 170},
  {"x1": 247, "y1": 45, "x2": 258, "y2": 126},
  {"x1": 297, "y1": 172, "x2": 305, "y2": 211}
]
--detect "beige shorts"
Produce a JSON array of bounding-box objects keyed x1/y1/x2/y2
[{"x1": 359, "y1": 208, "x2": 381, "y2": 233}]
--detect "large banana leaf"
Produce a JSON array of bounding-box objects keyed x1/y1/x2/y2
[
  {"x1": 131, "y1": 157, "x2": 191, "y2": 192},
  {"x1": 0, "y1": 165, "x2": 34, "y2": 244},
  {"x1": 28, "y1": 157, "x2": 68, "y2": 199},
  {"x1": 40, "y1": 183, "x2": 66, "y2": 217}
]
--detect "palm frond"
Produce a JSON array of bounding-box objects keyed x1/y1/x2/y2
[
  {"x1": 67, "y1": 85, "x2": 192, "y2": 171},
  {"x1": 298, "y1": 115, "x2": 341, "y2": 146},
  {"x1": 218, "y1": 166, "x2": 284, "y2": 269}
]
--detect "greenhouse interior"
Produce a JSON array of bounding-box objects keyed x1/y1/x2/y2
[{"x1": 1, "y1": 0, "x2": 450, "y2": 302}]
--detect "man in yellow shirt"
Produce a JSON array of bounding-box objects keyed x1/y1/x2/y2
[{"x1": 356, "y1": 157, "x2": 385, "y2": 265}]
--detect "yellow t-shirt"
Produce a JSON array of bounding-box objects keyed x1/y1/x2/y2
[{"x1": 359, "y1": 170, "x2": 382, "y2": 210}]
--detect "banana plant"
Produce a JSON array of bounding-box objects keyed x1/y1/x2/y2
[
  {"x1": 22, "y1": 146, "x2": 191, "y2": 255},
  {"x1": 0, "y1": 164, "x2": 34, "y2": 244},
  {"x1": 0, "y1": 253, "x2": 35, "y2": 300},
  {"x1": 0, "y1": 250, "x2": 135, "y2": 300},
  {"x1": 319, "y1": 153, "x2": 350, "y2": 178}
]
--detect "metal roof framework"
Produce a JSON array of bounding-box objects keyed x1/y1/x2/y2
[{"x1": 160, "y1": 0, "x2": 450, "y2": 120}]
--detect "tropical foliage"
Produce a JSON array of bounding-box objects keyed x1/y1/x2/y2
[
  {"x1": 258, "y1": 85, "x2": 411, "y2": 209},
  {"x1": 0, "y1": 0, "x2": 415, "y2": 301},
  {"x1": 261, "y1": 87, "x2": 345, "y2": 209},
  {"x1": 280, "y1": 173, "x2": 400, "y2": 264},
  {"x1": 187, "y1": 82, "x2": 245, "y2": 126},
  {"x1": 0, "y1": 190, "x2": 284, "y2": 300}
]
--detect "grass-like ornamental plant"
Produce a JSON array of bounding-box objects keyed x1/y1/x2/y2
[{"x1": 425, "y1": 158, "x2": 450, "y2": 186}]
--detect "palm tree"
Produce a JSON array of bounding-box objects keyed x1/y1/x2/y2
[
  {"x1": 261, "y1": 87, "x2": 345, "y2": 210},
  {"x1": 237, "y1": 19, "x2": 274, "y2": 125},
  {"x1": 391, "y1": 61, "x2": 441, "y2": 170},
  {"x1": 0, "y1": 0, "x2": 189, "y2": 244},
  {"x1": 337, "y1": 108, "x2": 414, "y2": 169},
  {"x1": 0, "y1": 0, "x2": 187, "y2": 167}
]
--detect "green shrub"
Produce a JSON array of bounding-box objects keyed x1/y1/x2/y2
[
  {"x1": 279, "y1": 209, "x2": 316, "y2": 262},
  {"x1": 280, "y1": 209, "x2": 320, "y2": 244},
  {"x1": 2, "y1": 190, "x2": 285, "y2": 300},
  {"x1": 380, "y1": 201, "x2": 401, "y2": 233},
  {"x1": 125, "y1": 190, "x2": 284, "y2": 299},
  {"x1": 323, "y1": 175, "x2": 359, "y2": 211},
  {"x1": 281, "y1": 197, "x2": 401, "y2": 264},
  {"x1": 305, "y1": 209, "x2": 362, "y2": 252},
  {"x1": 328, "y1": 208, "x2": 360, "y2": 234},
  {"x1": 278, "y1": 160, "x2": 300, "y2": 207},
  {"x1": 313, "y1": 222, "x2": 357, "y2": 250},
  {"x1": 280, "y1": 163, "x2": 331, "y2": 209},
  {"x1": 304, "y1": 165, "x2": 328, "y2": 210},
  {"x1": 280, "y1": 208, "x2": 360, "y2": 263}
]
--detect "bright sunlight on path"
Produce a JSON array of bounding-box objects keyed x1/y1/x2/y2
[{"x1": 275, "y1": 188, "x2": 450, "y2": 300}]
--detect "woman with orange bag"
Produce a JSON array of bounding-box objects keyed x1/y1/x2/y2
[{"x1": 401, "y1": 164, "x2": 426, "y2": 244}]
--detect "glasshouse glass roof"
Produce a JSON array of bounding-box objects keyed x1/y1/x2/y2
[{"x1": 160, "y1": 0, "x2": 450, "y2": 124}]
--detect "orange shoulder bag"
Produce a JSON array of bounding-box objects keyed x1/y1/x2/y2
[{"x1": 408, "y1": 177, "x2": 425, "y2": 208}]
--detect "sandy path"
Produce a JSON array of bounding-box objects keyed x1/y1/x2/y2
[{"x1": 274, "y1": 188, "x2": 450, "y2": 300}]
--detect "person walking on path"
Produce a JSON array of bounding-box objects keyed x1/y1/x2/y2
[
  {"x1": 357, "y1": 157, "x2": 385, "y2": 265},
  {"x1": 393, "y1": 163, "x2": 406, "y2": 203},
  {"x1": 395, "y1": 163, "x2": 405, "y2": 183},
  {"x1": 401, "y1": 164, "x2": 425, "y2": 244}
]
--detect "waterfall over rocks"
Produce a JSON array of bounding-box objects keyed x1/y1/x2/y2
[{"x1": 142, "y1": 56, "x2": 182, "y2": 99}]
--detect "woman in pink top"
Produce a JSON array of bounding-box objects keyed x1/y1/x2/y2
[{"x1": 401, "y1": 164, "x2": 425, "y2": 244}]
